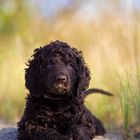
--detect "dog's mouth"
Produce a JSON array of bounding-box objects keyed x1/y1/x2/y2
[
  {"x1": 54, "y1": 83, "x2": 67, "y2": 93},
  {"x1": 44, "y1": 82, "x2": 71, "y2": 100},
  {"x1": 51, "y1": 82, "x2": 71, "y2": 95}
]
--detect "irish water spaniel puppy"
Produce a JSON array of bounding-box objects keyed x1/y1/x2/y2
[{"x1": 18, "y1": 40, "x2": 106, "y2": 140}]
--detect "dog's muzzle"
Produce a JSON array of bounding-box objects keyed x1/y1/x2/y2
[{"x1": 53, "y1": 83, "x2": 67, "y2": 94}]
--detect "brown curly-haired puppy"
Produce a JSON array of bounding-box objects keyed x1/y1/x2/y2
[{"x1": 18, "y1": 40, "x2": 105, "y2": 140}]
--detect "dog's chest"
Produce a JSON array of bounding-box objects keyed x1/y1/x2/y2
[{"x1": 37, "y1": 106, "x2": 74, "y2": 132}]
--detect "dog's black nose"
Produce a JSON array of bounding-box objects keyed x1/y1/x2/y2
[{"x1": 56, "y1": 75, "x2": 67, "y2": 82}]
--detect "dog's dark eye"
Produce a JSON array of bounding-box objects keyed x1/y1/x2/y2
[{"x1": 46, "y1": 64, "x2": 53, "y2": 69}]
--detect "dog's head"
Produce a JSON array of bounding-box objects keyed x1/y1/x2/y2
[{"x1": 25, "y1": 40, "x2": 90, "y2": 99}]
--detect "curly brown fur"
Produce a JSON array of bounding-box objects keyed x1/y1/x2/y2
[{"x1": 17, "y1": 40, "x2": 106, "y2": 140}]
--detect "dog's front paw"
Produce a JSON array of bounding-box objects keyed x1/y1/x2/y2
[
  {"x1": 70, "y1": 126, "x2": 91, "y2": 140},
  {"x1": 73, "y1": 135, "x2": 90, "y2": 140},
  {"x1": 55, "y1": 134, "x2": 73, "y2": 140},
  {"x1": 61, "y1": 136, "x2": 73, "y2": 140}
]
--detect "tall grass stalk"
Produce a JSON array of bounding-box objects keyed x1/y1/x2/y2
[{"x1": 119, "y1": 77, "x2": 132, "y2": 133}]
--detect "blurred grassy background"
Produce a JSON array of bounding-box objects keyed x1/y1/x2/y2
[{"x1": 0, "y1": 0, "x2": 140, "y2": 132}]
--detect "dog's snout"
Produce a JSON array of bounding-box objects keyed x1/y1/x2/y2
[{"x1": 56, "y1": 75, "x2": 67, "y2": 82}]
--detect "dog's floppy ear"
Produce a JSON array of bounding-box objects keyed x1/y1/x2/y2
[
  {"x1": 72, "y1": 48, "x2": 91, "y2": 96},
  {"x1": 25, "y1": 48, "x2": 44, "y2": 97},
  {"x1": 77, "y1": 58, "x2": 91, "y2": 94}
]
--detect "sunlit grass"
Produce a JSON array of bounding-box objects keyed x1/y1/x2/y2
[
  {"x1": 0, "y1": 38, "x2": 26, "y2": 122},
  {"x1": 119, "y1": 77, "x2": 132, "y2": 132}
]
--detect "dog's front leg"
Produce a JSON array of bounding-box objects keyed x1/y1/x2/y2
[
  {"x1": 68, "y1": 125, "x2": 92, "y2": 140},
  {"x1": 18, "y1": 122, "x2": 72, "y2": 140}
]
